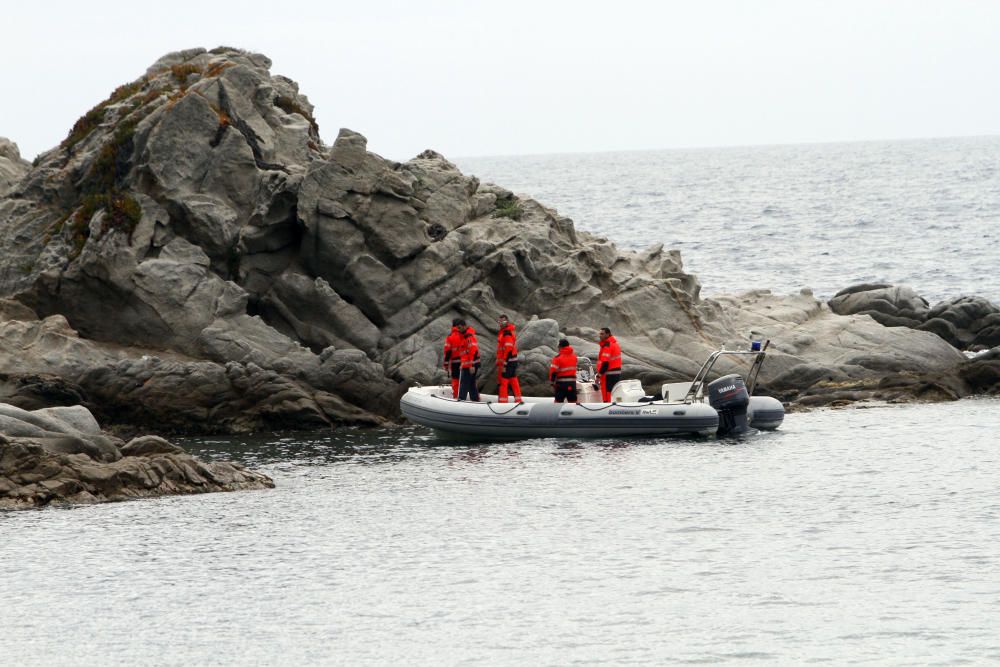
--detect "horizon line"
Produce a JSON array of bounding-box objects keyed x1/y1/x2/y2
[{"x1": 449, "y1": 132, "x2": 1000, "y2": 162}]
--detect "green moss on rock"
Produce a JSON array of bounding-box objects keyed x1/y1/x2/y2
[
  {"x1": 61, "y1": 76, "x2": 149, "y2": 152},
  {"x1": 494, "y1": 197, "x2": 524, "y2": 221}
]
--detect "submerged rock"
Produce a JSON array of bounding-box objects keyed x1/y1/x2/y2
[
  {"x1": 0, "y1": 47, "x2": 995, "y2": 433},
  {"x1": 0, "y1": 402, "x2": 273, "y2": 509}
]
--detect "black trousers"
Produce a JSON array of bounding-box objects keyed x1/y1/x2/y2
[
  {"x1": 458, "y1": 367, "x2": 480, "y2": 401},
  {"x1": 553, "y1": 380, "x2": 577, "y2": 403}
]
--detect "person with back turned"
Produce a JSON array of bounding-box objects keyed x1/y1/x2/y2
[
  {"x1": 496, "y1": 314, "x2": 523, "y2": 403},
  {"x1": 549, "y1": 338, "x2": 578, "y2": 403},
  {"x1": 597, "y1": 327, "x2": 622, "y2": 402},
  {"x1": 458, "y1": 322, "x2": 481, "y2": 401},
  {"x1": 443, "y1": 318, "x2": 465, "y2": 398}
]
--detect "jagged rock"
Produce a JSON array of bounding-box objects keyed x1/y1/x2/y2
[
  {"x1": 919, "y1": 296, "x2": 1000, "y2": 350},
  {"x1": 956, "y1": 348, "x2": 1000, "y2": 391},
  {"x1": 711, "y1": 288, "x2": 965, "y2": 386},
  {"x1": 120, "y1": 435, "x2": 185, "y2": 456},
  {"x1": 0, "y1": 401, "x2": 118, "y2": 457},
  {"x1": 829, "y1": 284, "x2": 1000, "y2": 352},
  {"x1": 784, "y1": 348, "x2": 1000, "y2": 408},
  {"x1": 0, "y1": 372, "x2": 87, "y2": 410},
  {"x1": 0, "y1": 402, "x2": 273, "y2": 509},
  {"x1": 0, "y1": 138, "x2": 30, "y2": 196},
  {"x1": 257, "y1": 272, "x2": 381, "y2": 353},
  {"x1": 0, "y1": 48, "x2": 996, "y2": 434},
  {"x1": 769, "y1": 362, "x2": 851, "y2": 393},
  {"x1": 828, "y1": 283, "x2": 929, "y2": 326},
  {"x1": 0, "y1": 300, "x2": 386, "y2": 432}
]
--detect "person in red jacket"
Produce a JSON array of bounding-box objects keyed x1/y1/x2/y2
[
  {"x1": 458, "y1": 323, "x2": 481, "y2": 401},
  {"x1": 549, "y1": 338, "x2": 578, "y2": 403},
  {"x1": 442, "y1": 318, "x2": 465, "y2": 398},
  {"x1": 496, "y1": 314, "x2": 523, "y2": 403},
  {"x1": 597, "y1": 327, "x2": 622, "y2": 402}
]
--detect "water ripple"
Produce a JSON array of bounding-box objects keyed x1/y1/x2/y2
[{"x1": 2, "y1": 388, "x2": 1000, "y2": 663}]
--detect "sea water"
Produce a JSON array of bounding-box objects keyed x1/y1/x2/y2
[
  {"x1": 459, "y1": 136, "x2": 1000, "y2": 305},
  {"x1": 3, "y1": 400, "x2": 1000, "y2": 665},
  {"x1": 3, "y1": 138, "x2": 1000, "y2": 665}
]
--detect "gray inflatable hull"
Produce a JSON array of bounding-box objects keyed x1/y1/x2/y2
[
  {"x1": 400, "y1": 386, "x2": 784, "y2": 439},
  {"x1": 747, "y1": 395, "x2": 785, "y2": 430}
]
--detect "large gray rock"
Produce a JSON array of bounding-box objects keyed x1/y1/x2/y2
[
  {"x1": 829, "y1": 283, "x2": 930, "y2": 327},
  {"x1": 920, "y1": 296, "x2": 1000, "y2": 350},
  {"x1": 0, "y1": 301, "x2": 386, "y2": 432},
  {"x1": 829, "y1": 283, "x2": 1000, "y2": 351},
  {"x1": 0, "y1": 48, "x2": 995, "y2": 434},
  {"x1": 0, "y1": 403, "x2": 274, "y2": 510}
]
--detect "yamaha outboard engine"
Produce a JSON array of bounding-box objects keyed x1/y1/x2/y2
[{"x1": 707, "y1": 374, "x2": 752, "y2": 437}]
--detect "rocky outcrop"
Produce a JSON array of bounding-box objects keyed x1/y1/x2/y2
[
  {"x1": 0, "y1": 301, "x2": 388, "y2": 432},
  {"x1": 773, "y1": 347, "x2": 1000, "y2": 409},
  {"x1": 828, "y1": 284, "x2": 930, "y2": 327},
  {"x1": 1, "y1": 402, "x2": 273, "y2": 509},
  {"x1": 0, "y1": 47, "x2": 995, "y2": 432},
  {"x1": 0, "y1": 138, "x2": 30, "y2": 196},
  {"x1": 922, "y1": 297, "x2": 1000, "y2": 351},
  {"x1": 830, "y1": 283, "x2": 1000, "y2": 351}
]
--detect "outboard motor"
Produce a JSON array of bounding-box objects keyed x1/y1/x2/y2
[{"x1": 707, "y1": 374, "x2": 752, "y2": 437}]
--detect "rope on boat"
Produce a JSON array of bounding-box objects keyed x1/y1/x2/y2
[
  {"x1": 485, "y1": 401, "x2": 525, "y2": 415},
  {"x1": 573, "y1": 402, "x2": 616, "y2": 412}
]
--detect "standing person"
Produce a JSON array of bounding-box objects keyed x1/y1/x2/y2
[
  {"x1": 443, "y1": 318, "x2": 465, "y2": 398},
  {"x1": 496, "y1": 314, "x2": 523, "y2": 403},
  {"x1": 549, "y1": 339, "x2": 578, "y2": 403},
  {"x1": 597, "y1": 327, "x2": 622, "y2": 402},
  {"x1": 458, "y1": 323, "x2": 481, "y2": 401}
]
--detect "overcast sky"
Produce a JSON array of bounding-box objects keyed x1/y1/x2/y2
[{"x1": 3, "y1": 1, "x2": 999, "y2": 162}]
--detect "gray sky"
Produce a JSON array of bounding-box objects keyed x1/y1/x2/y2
[{"x1": 4, "y1": 0, "x2": 999, "y2": 162}]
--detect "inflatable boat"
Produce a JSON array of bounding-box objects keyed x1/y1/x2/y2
[{"x1": 400, "y1": 345, "x2": 784, "y2": 439}]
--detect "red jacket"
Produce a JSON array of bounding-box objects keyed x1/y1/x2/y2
[
  {"x1": 460, "y1": 327, "x2": 481, "y2": 370},
  {"x1": 497, "y1": 324, "x2": 519, "y2": 363},
  {"x1": 598, "y1": 336, "x2": 622, "y2": 375},
  {"x1": 443, "y1": 326, "x2": 464, "y2": 368},
  {"x1": 549, "y1": 346, "x2": 578, "y2": 383}
]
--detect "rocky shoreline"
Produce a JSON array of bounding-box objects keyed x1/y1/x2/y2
[
  {"x1": 2, "y1": 47, "x2": 999, "y2": 507},
  {"x1": 1, "y1": 402, "x2": 272, "y2": 509}
]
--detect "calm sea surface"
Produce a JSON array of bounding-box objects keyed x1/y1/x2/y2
[
  {"x1": 3, "y1": 138, "x2": 1000, "y2": 665},
  {"x1": 459, "y1": 136, "x2": 1000, "y2": 306},
  {"x1": 3, "y1": 399, "x2": 1000, "y2": 665}
]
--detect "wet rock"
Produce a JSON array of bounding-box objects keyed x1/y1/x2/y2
[
  {"x1": 919, "y1": 296, "x2": 1000, "y2": 350},
  {"x1": 829, "y1": 283, "x2": 1000, "y2": 352},
  {"x1": 120, "y1": 435, "x2": 186, "y2": 456},
  {"x1": 828, "y1": 283, "x2": 929, "y2": 326},
  {"x1": 769, "y1": 362, "x2": 852, "y2": 393},
  {"x1": 1, "y1": 402, "x2": 273, "y2": 509},
  {"x1": 0, "y1": 372, "x2": 88, "y2": 411}
]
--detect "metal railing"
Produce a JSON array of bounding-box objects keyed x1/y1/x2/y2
[{"x1": 683, "y1": 340, "x2": 770, "y2": 402}]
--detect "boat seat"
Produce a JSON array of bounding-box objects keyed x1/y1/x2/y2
[{"x1": 661, "y1": 381, "x2": 693, "y2": 402}]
